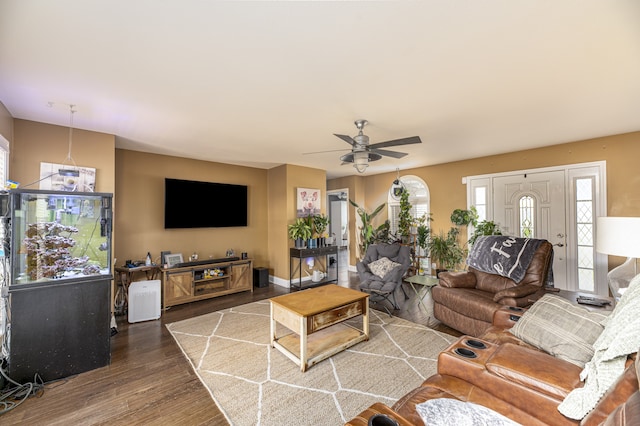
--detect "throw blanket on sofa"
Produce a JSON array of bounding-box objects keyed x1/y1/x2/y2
[
  {"x1": 558, "y1": 273, "x2": 640, "y2": 419},
  {"x1": 466, "y1": 236, "x2": 550, "y2": 284}
]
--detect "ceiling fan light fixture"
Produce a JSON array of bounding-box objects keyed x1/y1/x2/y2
[{"x1": 354, "y1": 151, "x2": 369, "y2": 173}]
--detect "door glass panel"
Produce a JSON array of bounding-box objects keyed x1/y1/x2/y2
[{"x1": 519, "y1": 195, "x2": 535, "y2": 237}]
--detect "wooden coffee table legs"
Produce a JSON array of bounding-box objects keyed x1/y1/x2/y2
[{"x1": 270, "y1": 290, "x2": 369, "y2": 372}]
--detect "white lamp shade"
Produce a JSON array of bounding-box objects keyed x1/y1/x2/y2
[{"x1": 596, "y1": 216, "x2": 640, "y2": 258}]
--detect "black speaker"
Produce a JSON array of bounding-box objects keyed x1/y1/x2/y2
[{"x1": 253, "y1": 267, "x2": 269, "y2": 288}]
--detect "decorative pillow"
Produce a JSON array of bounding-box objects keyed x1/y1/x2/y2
[
  {"x1": 368, "y1": 257, "x2": 401, "y2": 278},
  {"x1": 416, "y1": 398, "x2": 520, "y2": 426},
  {"x1": 509, "y1": 294, "x2": 609, "y2": 367}
]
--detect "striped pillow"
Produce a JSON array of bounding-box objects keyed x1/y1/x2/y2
[{"x1": 509, "y1": 294, "x2": 609, "y2": 367}]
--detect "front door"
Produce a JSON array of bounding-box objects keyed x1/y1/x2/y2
[{"x1": 492, "y1": 170, "x2": 568, "y2": 289}]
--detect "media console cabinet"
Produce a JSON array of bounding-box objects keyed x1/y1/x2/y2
[{"x1": 162, "y1": 258, "x2": 253, "y2": 308}]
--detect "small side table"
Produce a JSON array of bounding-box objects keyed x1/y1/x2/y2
[
  {"x1": 404, "y1": 274, "x2": 439, "y2": 315},
  {"x1": 115, "y1": 265, "x2": 161, "y2": 313}
]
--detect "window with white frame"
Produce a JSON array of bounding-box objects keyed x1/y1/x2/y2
[{"x1": 388, "y1": 175, "x2": 430, "y2": 236}]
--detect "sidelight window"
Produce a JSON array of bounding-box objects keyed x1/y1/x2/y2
[{"x1": 576, "y1": 177, "x2": 595, "y2": 292}]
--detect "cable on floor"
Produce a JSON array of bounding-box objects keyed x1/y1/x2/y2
[{"x1": 0, "y1": 362, "x2": 44, "y2": 415}]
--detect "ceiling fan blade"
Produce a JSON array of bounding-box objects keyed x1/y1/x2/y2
[
  {"x1": 303, "y1": 148, "x2": 351, "y2": 155},
  {"x1": 334, "y1": 133, "x2": 357, "y2": 146},
  {"x1": 369, "y1": 136, "x2": 422, "y2": 150},
  {"x1": 372, "y1": 149, "x2": 408, "y2": 159}
]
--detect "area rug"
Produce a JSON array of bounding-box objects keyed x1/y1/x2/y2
[{"x1": 167, "y1": 300, "x2": 456, "y2": 426}]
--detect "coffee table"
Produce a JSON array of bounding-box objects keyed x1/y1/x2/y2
[
  {"x1": 404, "y1": 274, "x2": 439, "y2": 314},
  {"x1": 270, "y1": 284, "x2": 369, "y2": 372}
]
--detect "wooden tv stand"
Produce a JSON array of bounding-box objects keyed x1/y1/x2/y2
[{"x1": 162, "y1": 258, "x2": 253, "y2": 308}]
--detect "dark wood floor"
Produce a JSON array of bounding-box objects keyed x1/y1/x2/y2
[{"x1": 0, "y1": 271, "x2": 459, "y2": 425}]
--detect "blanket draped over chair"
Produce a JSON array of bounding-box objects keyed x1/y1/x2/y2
[
  {"x1": 466, "y1": 236, "x2": 553, "y2": 286},
  {"x1": 558, "y1": 273, "x2": 640, "y2": 419}
]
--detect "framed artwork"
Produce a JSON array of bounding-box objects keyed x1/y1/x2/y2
[
  {"x1": 297, "y1": 187, "x2": 321, "y2": 217},
  {"x1": 160, "y1": 251, "x2": 172, "y2": 266},
  {"x1": 39, "y1": 162, "x2": 96, "y2": 192},
  {"x1": 165, "y1": 253, "x2": 184, "y2": 268}
]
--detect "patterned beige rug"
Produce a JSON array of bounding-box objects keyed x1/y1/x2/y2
[{"x1": 167, "y1": 300, "x2": 455, "y2": 426}]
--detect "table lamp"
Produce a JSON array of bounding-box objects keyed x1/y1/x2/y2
[{"x1": 596, "y1": 216, "x2": 640, "y2": 299}]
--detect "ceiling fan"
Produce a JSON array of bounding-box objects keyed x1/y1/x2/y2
[{"x1": 309, "y1": 119, "x2": 422, "y2": 173}]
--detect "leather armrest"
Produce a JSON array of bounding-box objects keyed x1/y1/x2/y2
[
  {"x1": 493, "y1": 284, "x2": 540, "y2": 302},
  {"x1": 439, "y1": 271, "x2": 477, "y2": 288},
  {"x1": 344, "y1": 402, "x2": 414, "y2": 426},
  {"x1": 492, "y1": 306, "x2": 526, "y2": 328},
  {"x1": 485, "y1": 343, "x2": 583, "y2": 400}
]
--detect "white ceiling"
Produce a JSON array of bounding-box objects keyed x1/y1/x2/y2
[{"x1": 1, "y1": 1, "x2": 640, "y2": 179}]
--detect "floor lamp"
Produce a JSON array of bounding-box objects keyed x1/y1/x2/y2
[{"x1": 596, "y1": 216, "x2": 640, "y2": 300}]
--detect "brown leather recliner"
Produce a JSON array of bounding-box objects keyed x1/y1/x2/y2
[{"x1": 432, "y1": 240, "x2": 553, "y2": 336}]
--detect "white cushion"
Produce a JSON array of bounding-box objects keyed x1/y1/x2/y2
[
  {"x1": 416, "y1": 398, "x2": 520, "y2": 426},
  {"x1": 368, "y1": 257, "x2": 401, "y2": 278}
]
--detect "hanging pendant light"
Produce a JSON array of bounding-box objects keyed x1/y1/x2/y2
[
  {"x1": 390, "y1": 168, "x2": 406, "y2": 200},
  {"x1": 58, "y1": 104, "x2": 80, "y2": 177}
]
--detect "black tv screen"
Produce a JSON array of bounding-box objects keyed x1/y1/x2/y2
[{"x1": 164, "y1": 178, "x2": 248, "y2": 229}]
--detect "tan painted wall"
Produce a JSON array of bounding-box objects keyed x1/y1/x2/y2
[
  {"x1": 330, "y1": 131, "x2": 640, "y2": 270},
  {"x1": 114, "y1": 149, "x2": 269, "y2": 269},
  {"x1": 267, "y1": 165, "x2": 288, "y2": 279},
  {"x1": 11, "y1": 119, "x2": 115, "y2": 193}
]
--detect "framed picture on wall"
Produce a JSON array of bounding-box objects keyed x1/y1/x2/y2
[
  {"x1": 39, "y1": 162, "x2": 96, "y2": 192},
  {"x1": 296, "y1": 187, "x2": 321, "y2": 217},
  {"x1": 165, "y1": 253, "x2": 184, "y2": 268}
]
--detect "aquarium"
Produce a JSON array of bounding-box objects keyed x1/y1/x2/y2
[{"x1": 5, "y1": 189, "x2": 112, "y2": 286}]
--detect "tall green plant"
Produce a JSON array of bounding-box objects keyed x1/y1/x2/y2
[
  {"x1": 428, "y1": 227, "x2": 465, "y2": 270},
  {"x1": 349, "y1": 199, "x2": 388, "y2": 259},
  {"x1": 417, "y1": 223, "x2": 431, "y2": 252},
  {"x1": 397, "y1": 190, "x2": 413, "y2": 241}
]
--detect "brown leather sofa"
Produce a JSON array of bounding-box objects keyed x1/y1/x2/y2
[
  {"x1": 346, "y1": 307, "x2": 639, "y2": 426},
  {"x1": 432, "y1": 240, "x2": 553, "y2": 336}
]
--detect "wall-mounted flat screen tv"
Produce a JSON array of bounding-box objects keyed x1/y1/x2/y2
[{"x1": 164, "y1": 178, "x2": 248, "y2": 229}]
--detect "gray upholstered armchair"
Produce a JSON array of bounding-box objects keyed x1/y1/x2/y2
[{"x1": 357, "y1": 243, "x2": 411, "y2": 314}]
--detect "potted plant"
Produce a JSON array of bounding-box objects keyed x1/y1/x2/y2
[
  {"x1": 288, "y1": 218, "x2": 312, "y2": 249},
  {"x1": 450, "y1": 207, "x2": 478, "y2": 228},
  {"x1": 469, "y1": 220, "x2": 502, "y2": 247},
  {"x1": 312, "y1": 214, "x2": 330, "y2": 247},
  {"x1": 416, "y1": 217, "x2": 431, "y2": 257},
  {"x1": 428, "y1": 227, "x2": 465, "y2": 276},
  {"x1": 349, "y1": 199, "x2": 389, "y2": 259}
]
